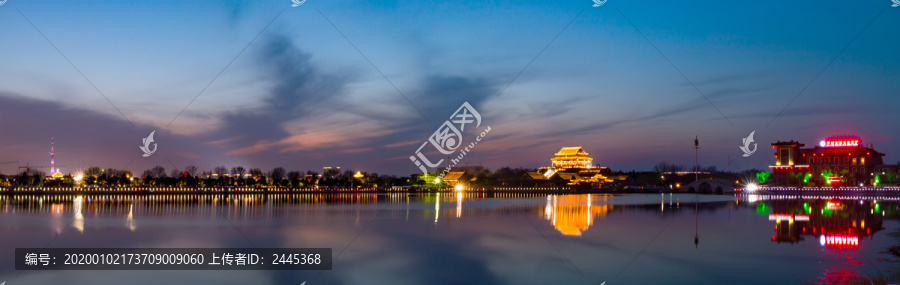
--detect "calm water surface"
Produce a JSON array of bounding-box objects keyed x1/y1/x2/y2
[{"x1": 1, "y1": 193, "x2": 899, "y2": 285}]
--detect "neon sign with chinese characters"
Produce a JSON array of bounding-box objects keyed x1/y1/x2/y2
[
  {"x1": 768, "y1": 214, "x2": 810, "y2": 221},
  {"x1": 820, "y1": 235, "x2": 859, "y2": 248},
  {"x1": 820, "y1": 139, "x2": 859, "y2": 148},
  {"x1": 827, "y1": 177, "x2": 842, "y2": 185}
]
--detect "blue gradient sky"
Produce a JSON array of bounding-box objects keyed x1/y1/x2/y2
[{"x1": 1, "y1": 0, "x2": 899, "y2": 175}]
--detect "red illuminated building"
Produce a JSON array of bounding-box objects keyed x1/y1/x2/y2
[
  {"x1": 768, "y1": 199, "x2": 883, "y2": 249},
  {"x1": 769, "y1": 136, "x2": 885, "y2": 186}
]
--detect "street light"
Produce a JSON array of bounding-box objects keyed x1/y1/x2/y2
[{"x1": 747, "y1": 183, "x2": 758, "y2": 192}]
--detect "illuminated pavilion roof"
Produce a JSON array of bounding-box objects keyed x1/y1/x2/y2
[
  {"x1": 550, "y1": 146, "x2": 593, "y2": 168},
  {"x1": 526, "y1": 172, "x2": 548, "y2": 180},
  {"x1": 556, "y1": 172, "x2": 583, "y2": 181},
  {"x1": 442, "y1": 172, "x2": 465, "y2": 181},
  {"x1": 555, "y1": 146, "x2": 589, "y2": 157}
]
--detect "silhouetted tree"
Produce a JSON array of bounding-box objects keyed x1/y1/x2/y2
[
  {"x1": 213, "y1": 166, "x2": 228, "y2": 177},
  {"x1": 287, "y1": 171, "x2": 302, "y2": 188},
  {"x1": 654, "y1": 161, "x2": 684, "y2": 173},
  {"x1": 249, "y1": 168, "x2": 263, "y2": 186},
  {"x1": 150, "y1": 166, "x2": 167, "y2": 178},
  {"x1": 270, "y1": 167, "x2": 286, "y2": 186},
  {"x1": 231, "y1": 166, "x2": 246, "y2": 186},
  {"x1": 85, "y1": 166, "x2": 102, "y2": 177},
  {"x1": 231, "y1": 166, "x2": 245, "y2": 177},
  {"x1": 184, "y1": 165, "x2": 198, "y2": 177}
]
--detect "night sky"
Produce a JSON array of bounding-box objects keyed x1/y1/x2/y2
[{"x1": 1, "y1": 0, "x2": 898, "y2": 176}]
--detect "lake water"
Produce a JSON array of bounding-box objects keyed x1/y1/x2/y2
[{"x1": 1, "y1": 192, "x2": 899, "y2": 285}]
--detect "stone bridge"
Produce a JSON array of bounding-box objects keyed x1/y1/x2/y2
[{"x1": 682, "y1": 179, "x2": 738, "y2": 194}]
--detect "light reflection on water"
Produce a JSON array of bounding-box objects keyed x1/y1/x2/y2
[
  {"x1": 0, "y1": 193, "x2": 898, "y2": 285},
  {"x1": 542, "y1": 194, "x2": 613, "y2": 236}
]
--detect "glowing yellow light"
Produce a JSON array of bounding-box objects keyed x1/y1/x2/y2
[{"x1": 455, "y1": 184, "x2": 464, "y2": 191}]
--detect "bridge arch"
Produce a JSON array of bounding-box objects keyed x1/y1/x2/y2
[{"x1": 683, "y1": 179, "x2": 737, "y2": 194}]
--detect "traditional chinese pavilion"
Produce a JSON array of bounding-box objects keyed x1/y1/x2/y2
[{"x1": 529, "y1": 146, "x2": 612, "y2": 186}]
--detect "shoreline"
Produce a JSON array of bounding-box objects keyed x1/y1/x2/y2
[
  {"x1": 5, "y1": 186, "x2": 900, "y2": 195},
  {"x1": 0, "y1": 186, "x2": 723, "y2": 195}
]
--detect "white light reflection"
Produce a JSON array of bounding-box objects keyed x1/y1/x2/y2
[
  {"x1": 126, "y1": 204, "x2": 136, "y2": 231},
  {"x1": 748, "y1": 194, "x2": 759, "y2": 203},
  {"x1": 72, "y1": 196, "x2": 84, "y2": 233},
  {"x1": 434, "y1": 193, "x2": 440, "y2": 224},
  {"x1": 456, "y1": 192, "x2": 462, "y2": 218},
  {"x1": 545, "y1": 195, "x2": 552, "y2": 219}
]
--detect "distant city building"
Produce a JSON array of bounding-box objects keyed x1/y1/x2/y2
[
  {"x1": 769, "y1": 136, "x2": 885, "y2": 186},
  {"x1": 527, "y1": 146, "x2": 612, "y2": 186}
]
